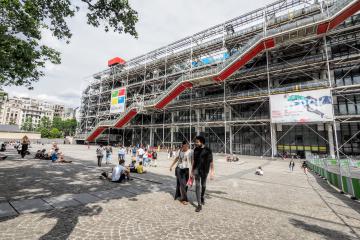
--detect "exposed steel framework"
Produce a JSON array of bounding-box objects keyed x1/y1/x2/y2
[{"x1": 78, "y1": 0, "x2": 360, "y2": 159}]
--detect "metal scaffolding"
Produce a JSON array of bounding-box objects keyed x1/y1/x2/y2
[{"x1": 77, "y1": 0, "x2": 360, "y2": 159}]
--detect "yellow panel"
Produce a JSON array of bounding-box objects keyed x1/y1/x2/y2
[
  {"x1": 311, "y1": 146, "x2": 319, "y2": 151},
  {"x1": 284, "y1": 145, "x2": 290, "y2": 150},
  {"x1": 111, "y1": 98, "x2": 117, "y2": 105},
  {"x1": 290, "y1": 146, "x2": 297, "y2": 150},
  {"x1": 319, "y1": 146, "x2": 326, "y2": 152},
  {"x1": 297, "y1": 146, "x2": 304, "y2": 150},
  {"x1": 304, "y1": 146, "x2": 311, "y2": 151}
]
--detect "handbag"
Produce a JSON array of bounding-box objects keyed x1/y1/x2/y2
[{"x1": 186, "y1": 176, "x2": 193, "y2": 187}]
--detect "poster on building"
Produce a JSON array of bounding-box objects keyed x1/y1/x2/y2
[
  {"x1": 270, "y1": 89, "x2": 334, "y2": 123},
  {"x1": 110, "y1": 87, "x2": 126, "y2": 114}
]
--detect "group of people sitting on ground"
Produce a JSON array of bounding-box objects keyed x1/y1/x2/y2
[
  {"x1": 129, "y1": 160, "x2": 146, "y2": 174},
  {"x1": 34, "y1": 143, "x2": 72, "y2": 163}
]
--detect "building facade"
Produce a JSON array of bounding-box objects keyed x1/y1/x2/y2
[
  {"x1": 78, "y1": 0, "x2": 360, "y2": 158},
  {"x1": 0, "y1": 97, "x2": 68, "y2": 128}
]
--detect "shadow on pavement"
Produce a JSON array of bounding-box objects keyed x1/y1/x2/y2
[
  {"x1": 39, "y1": 205, "x2": 102, "y2": 240},
  {"x1": 289, "y1": 219, "x2": 356, "y2": 240},
  {"x1": 0, "y1": 150, "x2": 180, "y2": 239}
]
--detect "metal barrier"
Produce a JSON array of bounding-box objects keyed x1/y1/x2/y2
[{"x1": 307, "y1": 158, "x2": 360, "y2": 199}]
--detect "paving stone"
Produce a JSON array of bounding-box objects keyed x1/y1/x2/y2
[
  {"x1": 71, "y1": 193, "x2": 101, "y2": 204},
  {"x1": 0, "y1": 202, "x2": 17, "y2": 218},
  {"x1": 10, "y1": 199, "x2": 53, "y2": 214},
  {"x1": 43, "y1": 195, "x2": 81, "y2": 209}
]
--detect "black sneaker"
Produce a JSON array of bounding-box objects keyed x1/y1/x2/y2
[{"x1": 195, "y1": 205, "x2": 202, "y2": 212}]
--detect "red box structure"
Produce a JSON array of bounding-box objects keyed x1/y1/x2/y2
[{"x1": 108, "y1": 57, "x2": 126, "y2": 67}]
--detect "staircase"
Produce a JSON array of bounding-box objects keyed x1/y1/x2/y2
[{"x1": 86, "y1": 0, "x2": 360, "y2": 142}]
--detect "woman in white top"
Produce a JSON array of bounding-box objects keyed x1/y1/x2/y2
[{"x1": 170, "y1": 140, "x2": 192, "y2": 205}]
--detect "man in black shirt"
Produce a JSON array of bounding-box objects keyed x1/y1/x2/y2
[{"x1": 191, "y1": 135, "x2": 214, "y2": 212}]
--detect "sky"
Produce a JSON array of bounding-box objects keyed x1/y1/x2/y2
[{"x1": 4, "y1": 0, "x2": 273, "y2": 108}]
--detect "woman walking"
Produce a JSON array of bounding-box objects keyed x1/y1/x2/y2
[
  {"x1": 170, "y1": 141, "x2": 192, "y2": 205},
  {"x1": 21, "y1": 135, "x2": 30, "y2": 158}
]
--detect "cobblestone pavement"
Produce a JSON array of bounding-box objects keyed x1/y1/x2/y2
[{"x1": 0, "y1": 144, "x2": 360, "y2": 239}]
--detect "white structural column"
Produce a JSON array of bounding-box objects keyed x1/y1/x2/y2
[
  {"x1": 224, "y1": 103, "x2": 231, "y2": 154},
  {"x1": 327, "y1": 123, "x2": 336, "y2": 158},
  {"x1": 149, "y1": 115, "x2": 154, "y2": 147},
  {"x1": 170, "y1": 112, "x2": 175, "y2": 149},
  {"x1": 195, "y1": 109, "x2": 201, "y2": 135},
  {"x1": 229, "y1": 106, "x2": 233, "y2": 154},
  {"x1": 271, "y1": 123, "x2": 277, "y2": 156}
]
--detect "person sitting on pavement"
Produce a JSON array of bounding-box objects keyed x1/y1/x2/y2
[
  {"x1": 51, "y1": 148, "x2": 72, "y2": 163},
  {"x1": 136, "y1": 161, "x2": 146, "y2": 174},
  {"x1": 255, "y1": 166, "x2": 263, "y2": 176},
  {"x1": 129, "y1": 160, "x2": 137, "y2": 173},
  {"x1": 101, "y1": 159, "x2": 131, "y2": 182}
]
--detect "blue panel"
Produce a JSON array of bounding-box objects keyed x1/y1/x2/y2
[{"x1": 118, "y1": 96, "x2": 125, "y2": 104}]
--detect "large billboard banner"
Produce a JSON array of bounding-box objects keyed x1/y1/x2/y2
[
  {"x1": 270, "y1": 89, "x2": 334, "y2": 123},
  {"x1": 110, "y1": 87, "x2": 126, "y2": 114}
]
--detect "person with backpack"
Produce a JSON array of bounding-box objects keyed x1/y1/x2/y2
[{"x1": 96, "y1": 145, "x2": 104, "y2": 167}]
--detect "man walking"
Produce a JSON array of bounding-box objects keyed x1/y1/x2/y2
[
  {"x1": 191, "y1": 136, "x2": 214, "y2": 212},
  {"x1": 289, "y1": 158, "x2": 295, "y2": 172}
]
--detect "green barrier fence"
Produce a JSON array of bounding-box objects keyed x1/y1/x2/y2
[{"x1": 307, "y1": 158, "x2": 360, "y2": 199}]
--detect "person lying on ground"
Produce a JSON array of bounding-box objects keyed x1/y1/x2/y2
[{"x1": 101, "y1": 159, "x2": 131, "y2": 182}]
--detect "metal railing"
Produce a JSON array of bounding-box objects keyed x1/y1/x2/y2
[{"x1": 308, "y1": 157, "x2": 360, "y2": 199}]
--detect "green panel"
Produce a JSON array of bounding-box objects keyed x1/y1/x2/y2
[
  {"x1": 342, "y1": 176, "x2": 348, "y2": 193},
  {"x1": 352, "y1": 178, "x2": 360, "y2": 199},
  {"x1": 333, "y1": 174, "x2": 340, "y2": 189}
]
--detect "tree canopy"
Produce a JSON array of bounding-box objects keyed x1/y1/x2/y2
[
  {"x1": 21, "y1": 116, "x2": 77, "y2": 138},
  {"x1": 0, "y1": 0, "x2": 138, "y2": 88}
]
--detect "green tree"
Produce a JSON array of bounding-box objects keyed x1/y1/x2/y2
[
  {"x1": 21, "y1": 117, "x2": 34, "y2": 131},
  {"x1": 52, "y1": 117, "x2": 63, "y2": 131},
  {"x1": 40, "y1": 128, "x2": 51, "y2": 138},
  {"x1": 50, "y1": 128, "x2": 62, "y2": 138},
  {"x1": 1, "y1": 0, "x2": 138, "y2": 88},
  {"x1": 36, "y1": 116, "x2": 52, "y2": 137},
  {"x1": 38, "y1": 116, "x2": 52, "y2": 129},
  {"x1": 62, "y1": 118, "x2": 77, "y2": 136}
]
